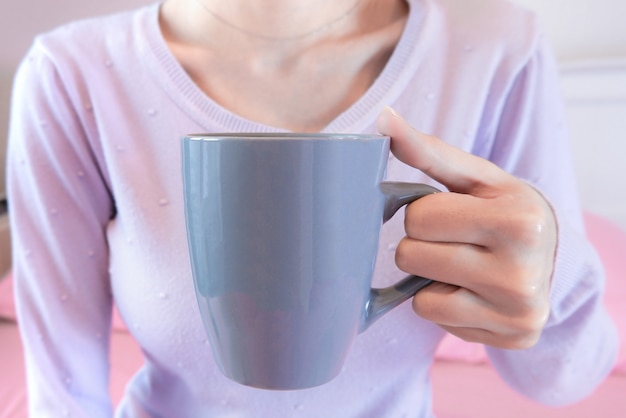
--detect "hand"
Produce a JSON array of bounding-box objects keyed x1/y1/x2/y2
[{"x1": 377, "y1": 107, "x2": 557, "y2": 349}]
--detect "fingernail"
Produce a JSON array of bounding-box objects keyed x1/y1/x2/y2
[
  {"x1": 377, "y1": 106, "x2": 400, "y2": 135},
  {"x1": 385, "y1": 105, "x2": 399, "y2": 118}
]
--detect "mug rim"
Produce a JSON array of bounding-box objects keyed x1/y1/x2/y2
[{"x1": 184, "y1": 133, "x2": 388, "y2": 141}]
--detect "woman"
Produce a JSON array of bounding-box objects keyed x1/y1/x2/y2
[{"x1": 7, "y1": 0, "x2": 618, "y2": 416}]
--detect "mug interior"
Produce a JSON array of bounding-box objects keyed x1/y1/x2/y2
[{"x1": 184, "y1": 133, "x2": 387, "y2": 141}]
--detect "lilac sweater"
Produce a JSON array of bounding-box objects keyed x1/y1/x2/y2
[{"x1": 7, "y1": 0, "x2": 618, "y2": 417}]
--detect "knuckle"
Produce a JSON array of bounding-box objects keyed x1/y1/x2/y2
[
  {"x1": 506, "y1": 208, "x2": 547, "y2": 248},
  {"x1": 505, "y1": 330, "x2": 543, "y2": 350},
  {"x1": 499, "y1": 192, "x2": 556, "y2": 251},
  {"x1": 521, "y1": 307, "x2": 550, "y2": 335},
  {"x1": 505, "y1": 304, "x2": 550, "y2": 349},
  {"x1": 508, "y1": 274, "x2": 546, "y2": 303}
]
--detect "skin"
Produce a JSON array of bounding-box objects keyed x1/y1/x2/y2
[
  {"x1": 160, "y1": 0, "x2": 408, "y2": 131},
  {"x1": 377, "y1": 107, "x2": 556, "y2": 350},
  {"x1": 161, "y1": 0, "x2": 558, "y2": 350}
]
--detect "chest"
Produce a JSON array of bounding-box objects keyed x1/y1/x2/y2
[{"x1": 167, "y1": 37, "x2": 400, "y2": 132}]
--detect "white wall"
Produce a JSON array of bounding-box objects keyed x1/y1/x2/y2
[
  {"x1": 513, "y1": 0, "x2": 626, "y2": 62},
  {"x1": 0, "y1": 0, "x2": 153, "y2": 69}
]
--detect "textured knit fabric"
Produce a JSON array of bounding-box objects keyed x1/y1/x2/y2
[{"x1": 7, "y1": 0, "x2": 618, "y2": 417}]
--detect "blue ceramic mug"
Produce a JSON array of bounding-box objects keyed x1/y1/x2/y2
[{"x1": 181, "y1": 133, "x2": 438, "y2": 390}]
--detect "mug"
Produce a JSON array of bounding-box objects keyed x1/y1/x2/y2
[{"x1": 181, "y1": 133, "x2": 438, "y2": 390}]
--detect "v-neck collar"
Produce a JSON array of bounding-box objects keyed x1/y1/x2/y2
[{"x1": 144, "y1": 0, "x2": 431, "y2": 133}]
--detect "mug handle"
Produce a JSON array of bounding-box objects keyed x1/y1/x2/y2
[{"x1": 360, "y1": 182, "x2": 441, "y2": 332}]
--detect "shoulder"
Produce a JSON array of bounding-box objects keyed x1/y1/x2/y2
[
  {"x1": 429, "y1": 0, "x2": 542, "y2": 59},
  {"x1": 28, "y1": 4, "x2": 159, "y2": 71},
  {"x1": 433, "y1": 0, "x2": 539, "y2": 30}
]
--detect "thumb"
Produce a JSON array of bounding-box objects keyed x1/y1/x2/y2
[{"x1": 376, "y1": 106, "x2": 505, "y2": 195}]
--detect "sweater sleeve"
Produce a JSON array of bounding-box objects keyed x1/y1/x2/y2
[
  {"x1": 7, "y1": 41, "x2": 115, "y2": 417},
  {"x1": 483, "y1": 37, "x2": 619, "y2": 406}
]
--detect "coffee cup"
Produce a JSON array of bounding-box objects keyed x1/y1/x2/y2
[{"x1": 181, "y1": 133, "x2": 438, "y2": 390}]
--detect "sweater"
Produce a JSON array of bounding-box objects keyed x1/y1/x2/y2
[{"x1": 7, "y1": 0, "x2": 618, "y2": 416}]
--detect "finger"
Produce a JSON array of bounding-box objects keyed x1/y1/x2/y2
[
  {"x1": 413, "y1": 283, "x2": 543, "y2": 349},
  {"x1": 411, "y1": 281, "x2": 492, "y2": 328},
  {"x1": 404, "y1": 186, "x2": 557, "y2": 266},
  {"x1": 403, "y1": 191, "x2": 506, "y2": 247},
  {"x1": 376, "y1": 106, "x2": 511, "y2": 196},
  {"x1": 438, "y1": 326, "x2": 539, "y2": 350},
  {"x1": 396, "y1": 235, "x2": 550, "y2": 304},
  {"x1": 395, "y1": 237, "x2": 497, "y2": 291}
]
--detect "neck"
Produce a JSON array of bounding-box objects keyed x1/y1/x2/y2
[
  {"x1": 161, "y1": 0, "x2": 393, "y2": 52},
  {"x1": 159, "y1": 0, "x2": 409, "y2": 132},
  {"x1": 192, "y1": 0, "x2": 363, "y2": 42}
]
